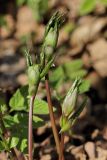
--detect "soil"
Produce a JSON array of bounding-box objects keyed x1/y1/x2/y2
[{"x1": 0, "y1": 0, "x2": 107, "y2": 160}]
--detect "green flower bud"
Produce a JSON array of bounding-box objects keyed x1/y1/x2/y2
[
  {"x1": 40, "y1": 11, "x2": 64, "y2": 64},
  {"x1": 24, "y1": 49, "x2": 33, "y2": 67},
  {"x1": 45, "y1": 23, "x2": 58, "y2": 49},
  {"x1": 62, "y1": 78, "x2": 81, "y2": 118},
  {"x1": 60, "y1": 97, "x2": 87, "y2": 133},
  {"x1": 28, "y1": 65, "x2": 40, "y2": 95}
]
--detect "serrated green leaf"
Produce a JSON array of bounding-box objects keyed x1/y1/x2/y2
[
  {"x1": 79, "y1": 80, "x2": 90, "y2": 94},
  {"x1": 79, "y1": 0, "x2": 96, "y2": 15},
  {"x1": 9, "y1": 85, "x2": 28, "y2": 111}
]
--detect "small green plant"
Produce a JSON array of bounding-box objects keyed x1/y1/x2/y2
[
  {"x1": 79, "y1": 0, "x2": 107, "y2": 15},
  {"x1": 0, "y1": 11, "x2": 90, "y2": 160}
]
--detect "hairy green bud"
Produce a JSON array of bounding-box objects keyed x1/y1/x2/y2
[
  {"x1": 60, "y1": 96, "x2": 87, "y2": 133},
  {"x1": 62, "y1": 78, "x2": 81, "y2": 118},
  {"x1": 45, "y1": 23, "x2": 58, "y2": 49},
  {"x1": 28, "y1": 65, "x2": 40, "y2": 95},
  {"x1": 40, "y1": 11, "x2": 64, "y2": 65}
]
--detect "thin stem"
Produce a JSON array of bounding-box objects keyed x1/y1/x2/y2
[
  {"x1": 57, "y1": 101, "x2": 65, "y2": 160},
  {"x1": 45, "y1": 74, "x2": 63, "y2": 160},
  {"x1": 61, "y1": 134, "x2": 64, "y2": 160},
  {"x1": 28, "y1": 95, "x2": 35, "y2": 160}
]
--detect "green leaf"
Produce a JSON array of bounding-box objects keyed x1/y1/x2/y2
[
  {"x1": 0, "y1": 15, "x2": 7, "y2": 27},
  {"x1": 63, "y1": 22, "x2": 75, "y2": 34},
  {"x1": 8, "y1": 137, "x2": 19, "y2": 149},
  {"x1": 9, "y1": 85, "x2": 28, "y2": 111},
  {"x1": 3, "y1": 113, "x2": 44, "y2": 153},
  {"x1": 69, "y1": 69, "x2": 87, "y2": 80},
  {"x1": 20, "y1": 139, "x2": 27, "y2": 153},
  {"x1": 33, "y1": 98, "x2": 55, "y2": 114},
  {"x1": 99, "y1": 0, "x2": 107, "y2": 5},
  {"x1": 79, "y1": 0, "x2": 96, "y2": 15},
  {"x1": 50, "y1": 66, "x2": 64, "y2": 83},
  {"x1": 0, "y1": 98, "x2": 7, "y2": 114},
  {"x1": 9, "y1": 85, "x2": 52, "y2": 115},
  {"x1": 63, "y1": 60, "x2": 87, "y2": 79},
  {"x1": 64, "y1": 59, "x2": 83, "y2": 73},
  {"x1": 28, "y1": 0, "x2": 48, "y2": 22},
  {"x1": 16, "y1": 0, "x2": 27, "y2": 6},
  {"x1": 0, "y1": 141, "x2": 5, "y2": 151},
  {"x1": 79, "y1": 80, "x2": 90, "y2": 94}
]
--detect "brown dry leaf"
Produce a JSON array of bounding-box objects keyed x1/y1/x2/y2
[
  {"x1": 1, "y1": 15, "x2": 15, "y2": 38},
  {"x1": 84, "y1": 142, "x2": 96, "y2": 159},
  {"x1": 15, "y1": 6, "x2": 36, "y2": 38},
  {"x1": 62, "y1": 0, "x2": 81, "y2": 18},
  {"x1": 82, "y1": 52, "x2": 92, "y2": 68},
  {"x1": 96, "y1": 147, "x2": 107, "y2": 159},
  {"x1": 88, "y1": 38, "x2": 107, "y2": 77},
  {"x1": 102, "y1": 127, "x2": 107, "y2": 140},
  {"x1": 86, "y1": 71, "x2": 101, "y2": 88},
  {"x1": 71, "y1": 145, "x2": 84, "y2": 156},
  {"x1": 17, "y1": 74, "x2": 28, "y2": 85},
  {"x1": 70, "y1": 17, "x2": 107, "y2": 55},
  {"x1": 0, "y1": 152, "x2": 8, "y2": 160},
  {"x1": 40, "y1": 154, "x2": 51, "y2": 160}
]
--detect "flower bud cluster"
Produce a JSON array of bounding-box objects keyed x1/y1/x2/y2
[{"x1": 24, "y1": 12, "x2": 63, "y2": 96}]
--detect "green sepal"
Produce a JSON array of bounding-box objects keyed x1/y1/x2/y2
[
  {"x1": 69, "y1": 97, "x2": 87, "y2": 122},
  {"x1": 43, "y1": 11, "x2": 63, "y2": 41},
  {"x1": 59, "y1": 116, "x2": 71, "y2": 133},
  {"x1": 24, "y1": 49, "x2": 33, "y2": 67},
  {"x1": 40, "y1": 57, "x2": 55, "y2": 78}
]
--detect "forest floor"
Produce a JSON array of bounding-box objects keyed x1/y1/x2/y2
[{"x1": 0, "y1": 0, "x2": 107, "y2": 159}]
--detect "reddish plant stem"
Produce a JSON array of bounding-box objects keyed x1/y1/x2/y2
[
  {"x1": 28, "y1": 95, "x2": 35, "y2": 160},
  {"x1": 58, "y1": 103, "x2": 65, "y2": 160},
  {"x1": 45, "y1": 74, "x2": 63, "y2": 160},
  {"x1": 61, "y1": 133, "x2": 64, "y2": 160}
]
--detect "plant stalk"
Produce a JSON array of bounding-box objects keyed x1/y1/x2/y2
[
  {"x1": 28, "y1": 95, "x2": 36, "y2": 160},
  {"x1": 45, "y1": 74, "x2": 63, "y2": 160},
  {"x1": 57, "y1": 102, "x2": 65, "y2": 160}
]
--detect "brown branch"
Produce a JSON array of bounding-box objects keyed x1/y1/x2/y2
[{"x1": 45, "y1": 74, "x2": 63, "y2": 160}]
